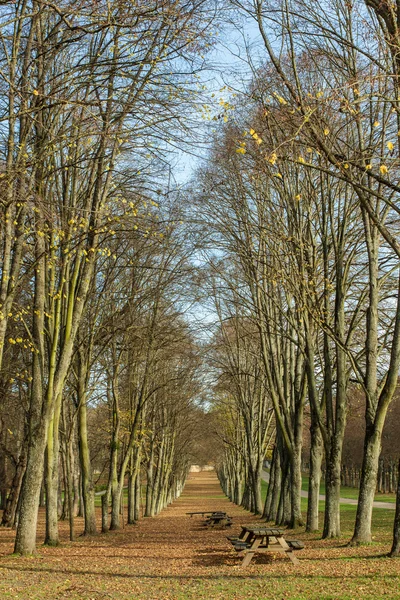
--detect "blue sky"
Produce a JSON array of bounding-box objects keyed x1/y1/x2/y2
[{"x1": 172, "y1": 12, "x2": 264, "y2": 185}]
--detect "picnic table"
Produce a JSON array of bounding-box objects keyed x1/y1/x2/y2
[
  {"x1": 186, "y1": 511, "x2": 233, "y2": 528},
  {"x1": 228, "y1": 525, "x2": 304, "y2": 566}
]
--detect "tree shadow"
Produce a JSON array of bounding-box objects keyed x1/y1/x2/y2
[
  {"x1": 193, "y1": 546, "x2": 277, "y2": 567},
  {"x1": 2, "y1": 563, "x2": 399, "y2": 581}
]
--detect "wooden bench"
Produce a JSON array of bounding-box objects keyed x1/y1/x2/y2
[
  {"x1": 231, "y1": 540, "x2": 251, "y2": 551},
  {"x1": 286, "y1": 540, "x2": 304, "y2": 550}
]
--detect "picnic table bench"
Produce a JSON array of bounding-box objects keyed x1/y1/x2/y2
[
  {"x1": 228, "y1": 525, "x2": 304, "y2": 566},
  {"x1": 186, "y1": 511, "x2": 233, "y2": 528}
]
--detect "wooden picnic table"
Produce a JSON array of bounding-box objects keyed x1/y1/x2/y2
[
  {"x1": 186, "y1": 511, "x2": 233, "y2": 528},
  {"x1": 186, "y1": 511, "x2": 228, "y2": 518},
  {"x1": 228, "y1": 525, "x2": 303, "y2": 566}
]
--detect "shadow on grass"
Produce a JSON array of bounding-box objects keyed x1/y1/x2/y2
[{"x1": 193, "y1": 546, "x2": 277, "y2": 567}]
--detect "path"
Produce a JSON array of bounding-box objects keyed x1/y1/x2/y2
[{"x1": 261, "y1": 470, "x2": 395, "y2": 510}]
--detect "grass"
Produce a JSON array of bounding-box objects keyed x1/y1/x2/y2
[
  {"x1": 262, "y1": 472, "x2": 395, "y2": 503},
  {"x1": 300, "y1": 476, "x2": 396, "y2": 503}
]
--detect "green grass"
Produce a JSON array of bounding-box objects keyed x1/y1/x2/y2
[
  {"x1": 301, "y1": 475, "x2": 396, "y2": 503},
  {"x1": 263, "y1": 467, "x2": 395, "y2": 503},
  {"x1": 263, "y1": 472, "x2": 395, "y2": 503}
]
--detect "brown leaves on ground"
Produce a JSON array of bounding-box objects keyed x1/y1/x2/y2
[{"x1": 0, "y1": 473, "x2": 399, "y2": 599}]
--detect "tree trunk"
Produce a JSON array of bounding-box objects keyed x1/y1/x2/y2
[
  {"x1": 390, "y1": 458, "x2": 400, "y2": 557},
  {"x1": 290, "y1": 442, "x2": 304, "y2": 528},
  {"x1": 241, "y1": 474, "x2": 252, "y2": 512},
  {"x1": 14, "y1": 252, "x2": 46, "y2": 555},
  {"x1": 263, "y1": 445, "x2": 281, "y2": 522},
  {"x1": 322, "y1": 440, "x2": 342, "y2": 538},
  {"x1": 0, "y1": 423, "x2": 7, "y2": 510},
  {"x1": 44, "y1": 393, "x2": 63, "y2": 546},
  {"x1": 351, "y1": 424, "x2": 382, "y2": 543},
  {"x1": 134, "y1": 473, "x2": 141, "y2": 522},
  {"x1": 128, "y1": 446, "x2": 141, "y2": 524},
  {"x1": 277, "y1": 463, "x2": 291, "y2": 526},
  {"x1": 145, "y1": 443, "x2": 154, "y2": 517},
  {"x1": 128, "y1": 472, "x2": 135, "y2": 524},
  {"x1": 150, "y1": 436, "x2": 165, "y2": 516},
  {"x1": 13, "y1": 422, "x2": 47, "y2": 554},
  {"x1": 306, "y1": 424, "x2": 323, "y2": 532},
  {"x1": 249, "y1": 459, "x2": 263, "y2": 515},
  {"x1": 72, "y1": 452, "x2": 80, "y2": 518},
  {"x1": 39, "y1": 478, "x2": 45, "y2": 508},
  {"x1": 110, "y1": 481, "x2": 122, "y2": 530},
  {"x1": 1, "y1": 447, "x2": 27, "y2": 528},
  {"x1": 66, "y1": 433, "x2": 75, "y2": 542},
  {"x1": 101, "y1": 494, "x2": 108, "y2": 533},
  {"x1": 78, "y1": 395, "x2": 96, "y2": 534}
]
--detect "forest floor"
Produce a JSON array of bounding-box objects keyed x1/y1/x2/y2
[{"x1": 0, "y1": 472, "x2": 399, "y2": 600}]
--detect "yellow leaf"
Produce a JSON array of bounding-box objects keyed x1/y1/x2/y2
[
  {"x1": 274, "y1": 173, "x2": 283, "y2": 179},
  {"x1": 33, "y1": 89, "x2": 39, "y2": 96},
  {"x1": 387, "y1": 141, "x2": 394, "y2": 151},
  {"x1": 324, "y1": 128, "x2": 330, "y2": 136},
  {"x1": 373, "y1": 121, "x2": 380, "y2": 127},
  {"x1": 298, "y1": 157, "x2": 305, "y2": 164},
  {"x1": 380, "y1": 164, "x2": 388, "y2": 174},
  {"x1": 249, "y1": 128, "x2": 255, "y2": 135},
  {"x1": 274, "y1": 93, "x2": 287, "y2": 105},
  {"x1": 316, "y1": 91, "x2": 324, "y2": 98},
  {"x1": 365, "y1": 164, "x2": 372, "y2": 170},
  {"x1": 236, "y1": 147, "x2": 246, "y2": 154}
]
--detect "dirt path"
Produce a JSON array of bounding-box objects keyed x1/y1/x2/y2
[{"x1": 0, "y1": 471, "x2": 399, "y2": 600}]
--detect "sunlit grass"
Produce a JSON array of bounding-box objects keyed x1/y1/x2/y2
[{"x1": 301, "y1": 475, "x2": 396, "y2": 503}]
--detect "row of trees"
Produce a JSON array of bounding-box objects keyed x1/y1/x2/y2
[
  {"x1": 195, "y1": 0, "x2": 400, "y2": 555},
  {"x1": 2, "y1": 0, "x2": 400, "y2": 561},
  {"x1": 0, "y1": 0, "x2": 216, "y2": 555}
]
